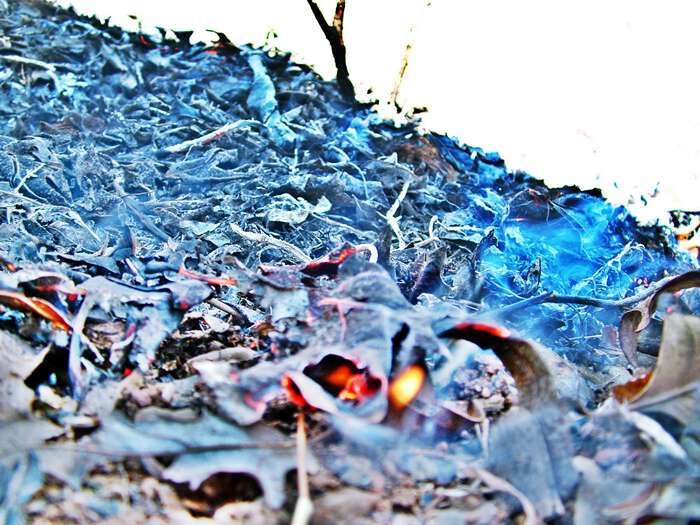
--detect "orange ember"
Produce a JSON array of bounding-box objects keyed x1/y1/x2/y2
[
  {"x1": 281, "y1": 374, "x2": 310, "y2": 409},
  {"x1": 338, "y1": 373, "x2": 378, "y2": 401},
  {"x1": 388, "y1": 365, "x2": 426, "y2": 409},
  {"x1": 323, "y1": 363, "x2": 355, "y2": 389}
]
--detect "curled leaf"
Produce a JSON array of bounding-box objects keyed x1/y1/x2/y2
[
  {"x1": 0, "y1": 289, "x2": 72, "y2": 331},
  {"x1": 619, "y1": 270, "x2": 700, "y2": 365},
  {"x1": 614, "y1": 314, "x2": 700, "y2": 425},
  {"x1": 438, "y1": 321, "x2": 592, "y2": 408}
]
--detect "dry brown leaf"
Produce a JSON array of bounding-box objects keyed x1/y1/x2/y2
[
  {"x1": 613, "y1": 314, "x2": 700, "y2": 424},
  {"x1": 619, "y1": 270, "x2": 700, "y2": 365}
]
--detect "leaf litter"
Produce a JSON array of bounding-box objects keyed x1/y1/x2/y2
[{"x1": 0, "y1": 0, "x2": 699, "y2": 523}]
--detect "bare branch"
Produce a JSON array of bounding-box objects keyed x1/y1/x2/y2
[{"x1": 305, "y1": 0, "x2": 355, "y2": 100}]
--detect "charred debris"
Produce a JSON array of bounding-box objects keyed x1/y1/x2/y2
[{"x1": 1, "y1": 1, "x2": 700, "y2": 524}]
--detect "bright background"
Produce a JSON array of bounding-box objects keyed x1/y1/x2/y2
[{"x1": 49, "y1": 0, "x2": 700, "y2": 223}]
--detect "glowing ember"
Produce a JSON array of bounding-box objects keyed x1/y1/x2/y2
[
  {"x1": 388, "y1": 364, "x2": 426, "y2": 410},
  {"x1": 338, "y1": 373, "x2": 378, "y2": 402},
  {"x1": 281, "y1": 374, "x2": 309, "y2": 409},
  {"x1": 323, "y1": 363, "x2": 355, "y2": 390},
  {"x1": 452, "y1": 322, "x2": 511, "y2": 339}
]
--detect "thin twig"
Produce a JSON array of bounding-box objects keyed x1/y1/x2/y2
[
  {"x1": 389, "y1": 1, "x2": 432, "y2": 110},
  {"x1": 492, "y1": 280, "x2": 665, "y2": 316},
  {"x1": 38, "y1": 440, "x2": 296, "y2": 460},
  {"x1": 384, "y1": 179, "x2": 411, "y2": 249},
  {"x1": 113, "y1": 179, "x2": 172, "y2": 243},
  {"x1": 0, "y1": 54, "x2": 62, "y2": 91},
  {"x1": 230, "y1": 223, "x2": 311, "y2": 263},
  {"x1": 291, "y1": 411, "x2": 314, "y2": 525},
  {"x1": 69, "y1": 294, "x2": 96, "y2": 399},
  {"x1": 163, "y1": 120, "x2": 260, "y2": 154},
  {"x1": 205, "y1": 297, "x2": 242, "y2": 318}
]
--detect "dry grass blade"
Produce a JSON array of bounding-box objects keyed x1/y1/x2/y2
[
  {"x1": 466, "y1": 466, "x2": 541, "y2": 525},
  {"x1": 230, "y1": 223, "x2": 311, "y2": 263},
  {"x1": 163, "y1": 119, "x2": 260, "y2": 153},
  {"x1": 291, "y1": 411, "x2": 314, "y2": 525}
]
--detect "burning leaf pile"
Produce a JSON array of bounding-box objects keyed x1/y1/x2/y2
[{"x1": 1, "y1": 1, "x2": 700, "y2": 523}]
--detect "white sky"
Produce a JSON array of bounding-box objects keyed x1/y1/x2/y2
[{"x1": 50, "y1": 0, "x2": 700, "y2": 223}]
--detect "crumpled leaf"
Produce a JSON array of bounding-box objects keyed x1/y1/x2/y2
[
  {"x1": 488, "y1": 407, "x2": 565, "y2": 519},
  {"x1": 572, "y1": 456, "x2": 655, "y2": 525},
  {"x1": 246, "y1": 54, "x2": 294, "y2": 148},
  {"x1": 77, "y1": 276, "x2": 212, "y2": 370},
  {"x1": 265, "y1": 193, "x2": 331, "y2": 225},
  {"x1": 0, "y1": 331, "x2": 50, "y2": 419},
  {"x1": 613, "y1": 314, "x2": 700, "y2": 425},
  {"x1": 619, "y1": 270, "x2": 700, "y2": 366},
  {"x1": 0, "y1": 289, "x2": 72, "y2": 331},
  {"x1": 652, "y1": 478, "x2": 700, "y2": 519},
  {"x1": 91, "y1": 409, "x2": 311, "y2": 509},
  {"x1": 0, "y1": 419, "x2": 64, "y2": 457}
]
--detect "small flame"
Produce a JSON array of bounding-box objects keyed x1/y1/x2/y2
[{"x1": 388, "y1": 364, "x2": 426, "y2": 410}]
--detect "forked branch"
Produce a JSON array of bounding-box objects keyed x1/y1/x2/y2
[{"x1": 305, "y1": 0, "x2": 355, "y2": 100}]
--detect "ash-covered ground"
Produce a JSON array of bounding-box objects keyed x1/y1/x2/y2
[{"x1": 1, "y1": 1, "x2": 699, "y2": 524}]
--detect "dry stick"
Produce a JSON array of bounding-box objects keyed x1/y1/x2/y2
[
  {"x1": 305, "y1": 0, "x2": 355, "y2": 99},
  {"x1": 291, "y1": 411, "x2": 314, "y2": 525},
  {"x1": 0, "y1": 54, "x2": 62, "y2": 91},
  {"x1": 122, "y1": 198, "x2": 172, "y2": 243},
  {"x1": 163, "y1": 119, "x2": 260, "y2": 154},
  {"x1": 113, "y1": 180, "x2": 172, "y2": 243},
  {"x1": 230, "y1": 223, "x2": 311, "y2": 263},
  {"x1": 206, "y1": 297, "x2": 244, "y2": 321},
  {"x1": 492, "y1": 280, "x2": 664, "y2": 316},
  {"x1": 384, "y1": 179, "x2": 411, "y2": 250},
  {"x1": 69, "y1": 294, "x2": 96, "y2": 399},
  {"x1": 389, "y1": 1, "x2": 432, "y2": 109}
]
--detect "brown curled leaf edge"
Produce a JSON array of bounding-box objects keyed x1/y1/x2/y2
[
  {"x1": 613, "y1": 313, "x2": 700, "y2": 425},
  {"x1": 618, "y1": 270, "x2": 700, "y2": 367},
  {"x1": 0, "y1": 289, "x2": 72, "y2": 332}
]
